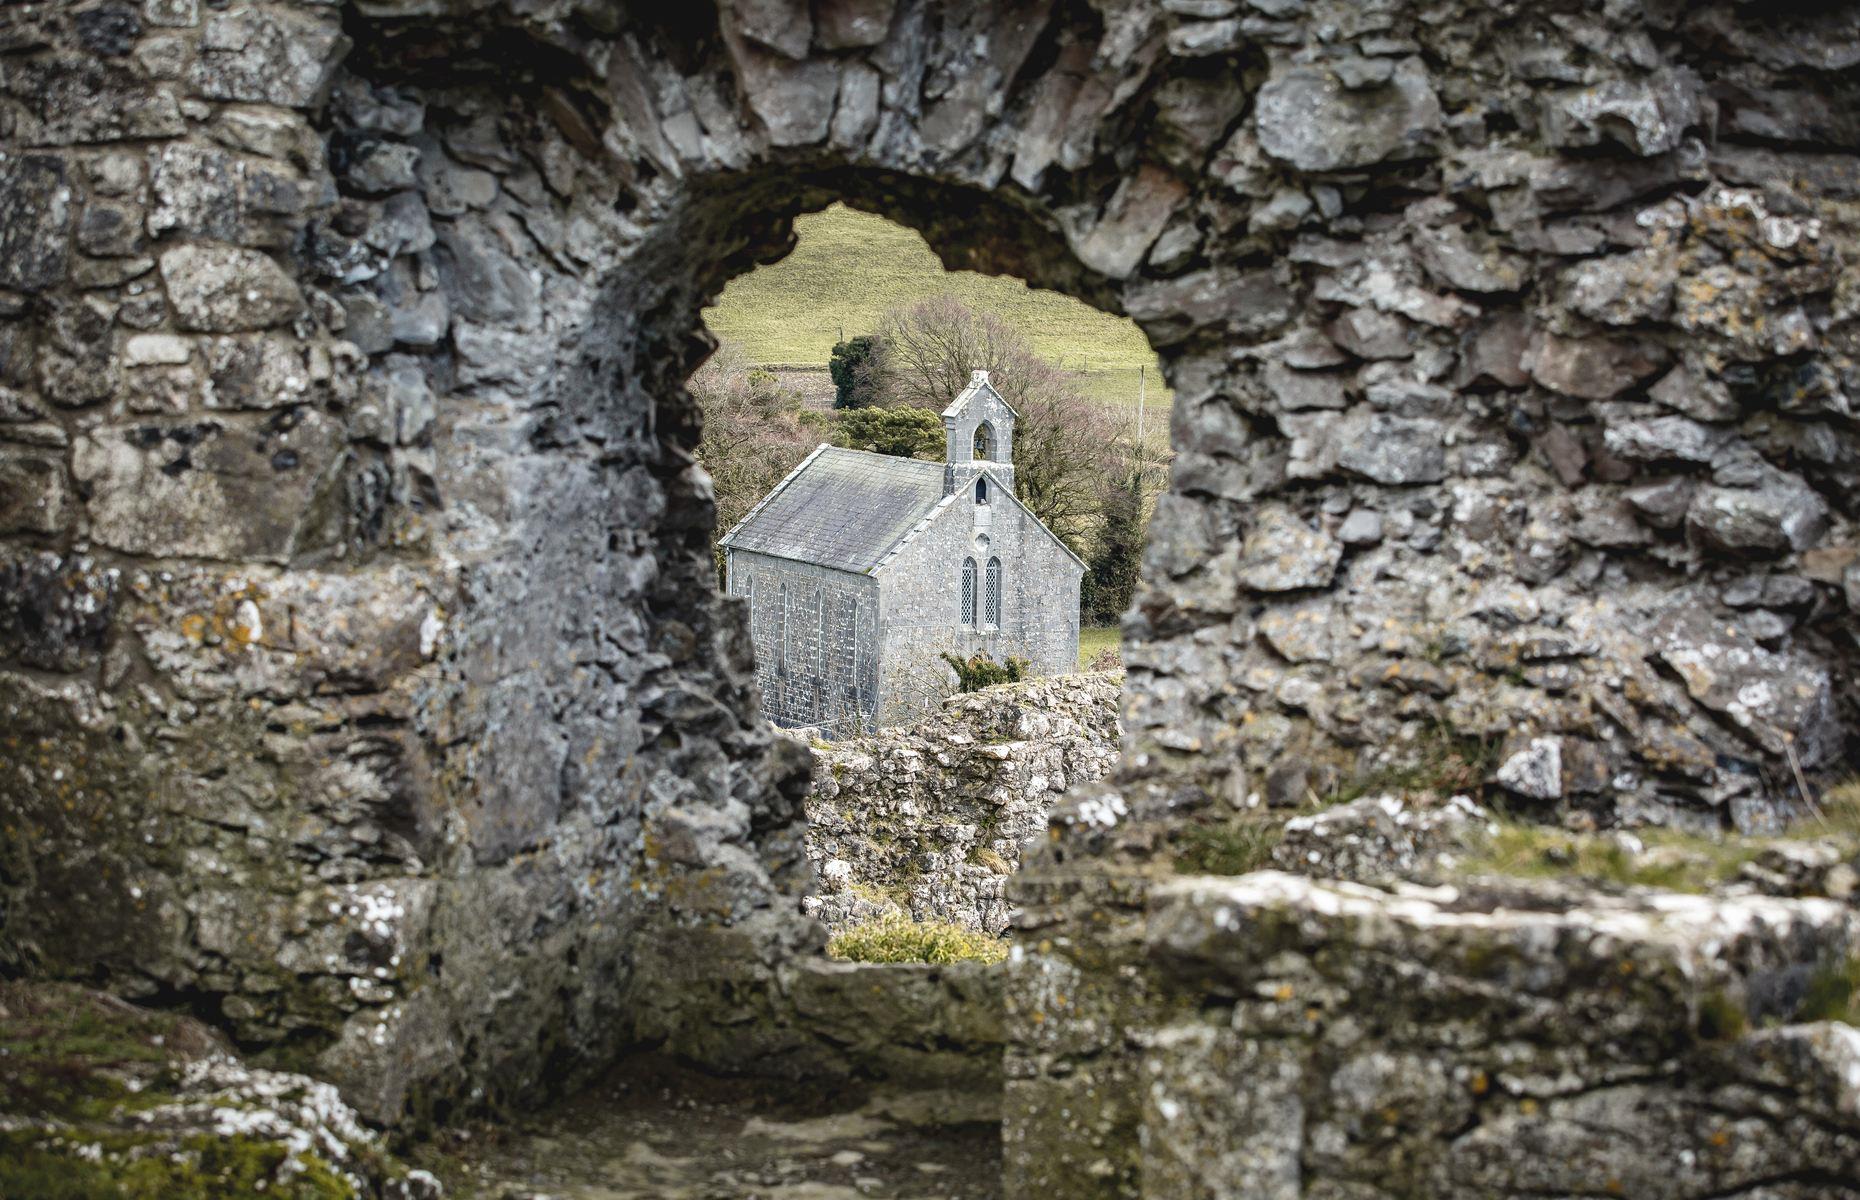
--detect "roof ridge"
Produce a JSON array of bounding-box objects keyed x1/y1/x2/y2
[{"x1": 815, "y1": 443, "x2": 944, "y2": 470}]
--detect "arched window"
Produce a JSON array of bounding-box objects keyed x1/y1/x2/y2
[
  {"x1": 984, "y1": 557, "x2": 1002, "y2": 627},
  {"x1": 775, "y1": 582, "x2": 788, "y2": 673},
  {"x1": 842, "y1": 595, "x2": 860, "y2": 698},
  {"x1": 975, "y1": 476, "x2": 989, "y2": 505},
  {"x1": 973, "y1": 422, "x2": 992, "y2": 461},
  {"x1": 816, "y1": 592, "x2": 827, "y2": 679},
  {"x1": 960, "y1": 557, "x2": 977, "y2": 626}
]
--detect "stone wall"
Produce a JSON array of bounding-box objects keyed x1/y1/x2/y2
[
  {"x1": 5, "y1": 0, "x2": 1860, "y2": 1174},
  {"x1": 728, "y1": 546, "x2": 879, "y2": 735},
  {"x1": 876, "y1": 483, "x2": 1085, "y2": 726},
  {"x1": 1135, "y1": 875, "x2": 1860, "y2": 1198},
  {"x1": 804, "y1": 672, "x2": 1121, "y2": 934},
  {"x1": 0, "y1": 1, "x2": 818, "y2": 1125},
  {"x1": 1114, "y1": 3, "x2": 1860, "y2": 834}
]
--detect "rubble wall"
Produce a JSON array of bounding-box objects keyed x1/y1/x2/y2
[
  {"x1": 804, "y1": 672, "x2": 1122, "y2": 934},
  {"x1": 1134, "y1": 875, "x2": 1860, "y2": 1199},
  {"x1": 2, "y1": 0, "x2": 1859, "y2": 1157}
]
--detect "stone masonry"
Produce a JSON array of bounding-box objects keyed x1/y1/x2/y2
[
  {"x1": 1, "y1": 2, "x2": 1859, "y2": 1195},
  {"x1": 1132, "y1": 873, "x2": 1860, "y2": 1199},
  {"x1": 804, "y1": 671, "x2": 1121, "y2": 934}
]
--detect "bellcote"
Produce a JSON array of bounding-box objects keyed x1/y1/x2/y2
[{"x1": 943, "y1": 370, "x2": 1018, "y2": 497}]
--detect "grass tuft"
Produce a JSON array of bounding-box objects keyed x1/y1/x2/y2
[
  {"x1": 1797, "y1": 956, "x2": 1860, "y2": 1026},
  {"x1": 1323, "y1": 724, "x2": 1501, "y2": 808},
  {"x1": 1456, "y1": 824, "x2": 1765, "y2": 893},
  {"x1": 1697, "y1": 990, "x2": 1750, "y2": 1042},
  {"x1": 970, "y1": 846, "x2": 1011, "y2": 874},
  {"x1": 828, "y1": 915, "x2": 1008, "y2": 966},
  {"x1": 1078, "y1": 625, "x2": 1121, "y2": 670},
  {"x1": 1172, "y1": 820, "x2": 1282, "y2": 877}
]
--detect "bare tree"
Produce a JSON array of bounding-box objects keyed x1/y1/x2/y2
[
  {"x1": 692, "y1": 344, "x2": 831, "y2": 573},
  {"x1": 878, "y1": 297, "x2": 1122, "y2": 549}
]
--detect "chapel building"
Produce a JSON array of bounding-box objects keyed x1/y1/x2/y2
[{"x1": 719, "y1": 370, "x2": 1084, "y2": 734}]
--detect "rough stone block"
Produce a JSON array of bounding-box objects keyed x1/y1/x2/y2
[
  {"x1": 159, "y1": 244, "x2": 304, "y2": 332},
  {"x1": 190, "y1": 7, "x2": 344, "y2": 107},
  {"x1": 1254, "y1": 56, "x2": 1442, "y2": 171},
  {"x1": 0, "y1": 449, "x2": 69, "y2": 535},
  {"x1": 0, "y1": 553, "x2": 115, "y2": 671},
  {"x1": 0, "y1": 155, "x2": 72, "y2": 292},
  {"x1": 1142, "y1": 1025, "x2": 1305, "y2": 1199},
  {"x1": 72, "y1": 413, "x2": 342, "y2": 560}
]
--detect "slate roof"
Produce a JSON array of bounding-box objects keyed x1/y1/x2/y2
[{"x1": 719, "y1": 445, "x2": 949, "y2": 575}]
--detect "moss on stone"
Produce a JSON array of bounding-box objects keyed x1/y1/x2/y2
[
  {"x1": 1696, "y1": 989, "x2": 1750, "y2": 1042},
  {"x1": 1455, "y1": 823, "x2": 1764, "y2": 892},
  {"x1": 0, "y1": 982, "x2": 416, "y2": 1198},
  {"x1": 1796, "y1": 955, "x2": 1860, "y2": 1025},
  {"x1": 1322, "y1": 723, "x2": 1501, "y2": 808},
  {"x1": 1171, "y1": 819, "x2": 1281, "y2": 876},
  {"x1": 0, "y1": 1131, "x2": 356, "y2": 1200},
  {"x1": 828, "y1": 915, "x2": 1007, "y2": 965},
  {"x1": 0, "y1": 983, "x2": 202, "y2": 1123}
]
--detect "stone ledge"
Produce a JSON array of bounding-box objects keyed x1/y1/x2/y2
[{"x1": 1132, "y1": 872, "x2": 1860, "y2": 1198}]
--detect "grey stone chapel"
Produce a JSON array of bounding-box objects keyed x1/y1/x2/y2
[{"x1": 720, "y1": 371, "x2": 1084, "y2": 734}]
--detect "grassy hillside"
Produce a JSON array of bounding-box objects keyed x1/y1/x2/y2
[{"x1": 704, "y1": 204, "x2": 1171, "y2": 412}]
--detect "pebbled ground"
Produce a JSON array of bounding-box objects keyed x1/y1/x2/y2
[{"x1": 420, "y1": 1057, "x2": 1001, "y2": 1200}]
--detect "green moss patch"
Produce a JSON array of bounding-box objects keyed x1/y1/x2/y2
[
  {"x1": 0, "y1": 982, "x2": 214, "y2": 1123},
  {"x1": 0, "y1": 982, "x2": 413, "y2": 1200},
  {"x1": 1172, "y1": 819, "x2": 1282, "y2": 877},
  {"x1": 1323, "y1": 724, "x2": 1501, "y2": 808},
  {"x1": 0, "y1": 1131, "x2": 355, "y2": 1200},
  {"x1": 1797, "y1": 956, "x2": 1860, "y2": 1026},
  {"x1": 828, "y1": 915, "x2": 1008, "y2": 966},
  {"x1": 1454, "y1": 823, "x2": 1766, "y2": 893}
]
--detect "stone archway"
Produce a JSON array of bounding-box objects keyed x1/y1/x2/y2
[{"x1": 4, "y1": 0, "x2": 1859, "y2": 1187}]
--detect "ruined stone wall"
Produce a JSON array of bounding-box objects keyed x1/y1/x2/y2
[
  {"x1": 1128, "y1": 874, "x2": 1860, "y2": 1199},
  {"x1": 0, "y1": 2, "x2": 815, "y2": 1124},
  {"x1": 804, "y1": 671, "x2": 1121, "y2": 934},
  {"x1": 5, "y1": 0, "x2": 1860, "y2": 1163}
]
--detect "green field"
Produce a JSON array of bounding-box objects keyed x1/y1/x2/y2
[
  {"x1": 705, "y1": 204, "x2": 1171, "y2": 411},
  {"x1": 1079, "y1": 625, "x2": 1122, "y2": 670}
]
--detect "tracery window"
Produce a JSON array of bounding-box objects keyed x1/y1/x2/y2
[
  {"x1": 984, "y1": 557, "x2": 1002, "y2": 627},
  {"x1": 961, "y1": 557, "x2": 978, "y2": 627}
]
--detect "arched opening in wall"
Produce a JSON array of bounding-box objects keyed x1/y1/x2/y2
[
  {"x1": 504, "y1": 168, "x2": 1185, "y2": 1190},
  {"x1": 698, "y1": 196, "x2": 1171, "y2": 745},
  {"x1": 304, "y1": 18, "x2": 1193, "y2": 1160},
  {"x1": 21, "y1": 2, "x2": 1860, "y2": 1197}
]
